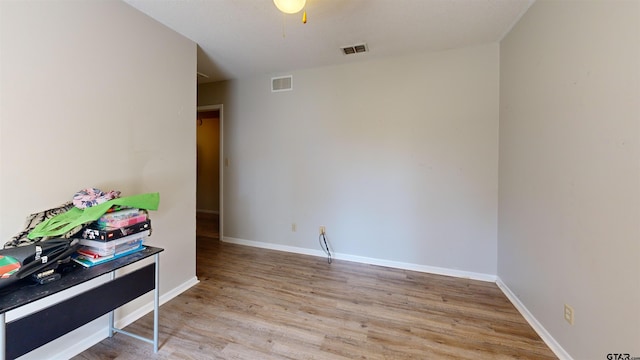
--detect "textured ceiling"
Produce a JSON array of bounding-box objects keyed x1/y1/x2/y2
[{"x1": 125, "y1": 0, "x2": 534, "y2": 83}]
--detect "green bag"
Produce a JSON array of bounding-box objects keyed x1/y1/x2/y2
[{"x1": 28, "y1": 193, "x2": 160, "y2": 239}]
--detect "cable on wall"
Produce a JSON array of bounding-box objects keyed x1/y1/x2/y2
[{"x1": 319, "y1": 230, "x2": 332, "y2": 264}]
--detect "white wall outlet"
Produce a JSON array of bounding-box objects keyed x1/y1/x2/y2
[
  {"x1": 564, "y1": 304, "x2": 574, "y2": 325},
  {"x1": 291, "y1": 223, "x2": 296, "y2": 232},
  {"x1": 319, "y1": 226, "x2": 326, "y2": 235}
]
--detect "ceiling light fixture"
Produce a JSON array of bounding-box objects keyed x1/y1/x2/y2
[{"x1": 273, "y1": 0, "x2": 306, "y2": 14}]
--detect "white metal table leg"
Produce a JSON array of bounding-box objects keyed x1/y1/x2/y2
[
  {"x1": 153, "y1": 253, "x2": 159, "y2": 353},
  {"x1": 0, "y1": 312, "x2": 6, "y2": 360},
  {"x1": 108, "y1": 271, "x2": 115, "y2": 337}
]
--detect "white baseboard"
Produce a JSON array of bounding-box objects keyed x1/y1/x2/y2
[
  {"x1": 222, "y1": 237, "x2": 496, "y2": 282},
  {"x1": 496, "y1": 278, "x2": 574, "y2": 360},
  {"x1": 36, "y1": 276, "x2": 200, "y2": 360},
  {"x1": 116, "y1": 276, "x2": 200, "y2": 328},
  {"x1": 196, "y1": 209, "x2": 219, "y2": 215},
  {"x1": 339, "y1": 252, "x2": 496, "y2": 282},
  {"x1": 223, "y1": 236, "x2": 326, "y2": 258}
]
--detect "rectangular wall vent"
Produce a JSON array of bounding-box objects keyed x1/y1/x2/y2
[
  {"x1": 271, "y1": 75, "x2": 293, "y2": 92},
  {"x1": 341, "y1": 43, "x2": 368, "y2": 55}
]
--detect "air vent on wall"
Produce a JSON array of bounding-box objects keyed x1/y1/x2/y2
[
  {"x1": 271, "y1": 75, "x2": 293, "y2": 92},
  {"x1": 341, "y1": 43, "x2": 368, "y2": 55}
]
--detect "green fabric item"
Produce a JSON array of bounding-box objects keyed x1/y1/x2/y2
[{"x1": 28, "y1": 192, "x2": 160, "y2": 239}]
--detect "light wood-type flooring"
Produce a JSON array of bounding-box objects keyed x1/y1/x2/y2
[
  {"x1": 73, "y1": 215, "x2": 556, "y2": 359},
  {"x1": 196, "y1": 211, "x2": 220, "y2": 239}
]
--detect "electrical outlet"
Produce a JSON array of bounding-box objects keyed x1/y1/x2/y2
[
  {"x1": 564, "y1": 304, "x2": 574, "y2": 325},
  {"x1": 291, "y1": 223, "x2": 296, "y2": 232},
  {"x1": 319, "y1": 226, "x2": 326, "y2": 235}
]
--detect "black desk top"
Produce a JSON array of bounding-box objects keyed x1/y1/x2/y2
[{"x1": 0, "y1": 246, "x2": 163, "y2": 313}]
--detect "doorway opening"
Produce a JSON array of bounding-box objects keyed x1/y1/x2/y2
[{"x1": 196, "y1": 105, "x2": 223, "y2": 243}]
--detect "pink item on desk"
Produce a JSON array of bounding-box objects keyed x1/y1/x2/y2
[{"x1": 72, "y1": 188, "x2": 121, "y2": 209}]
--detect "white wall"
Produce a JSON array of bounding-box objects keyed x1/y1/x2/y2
[
  {"x1": 0, "y1": 1, "x2": 197, "y2": 357},
  {"x1": 499, "y1": 1, "x2": 639, "y2": 359},
  {"x1": 199, "y1": 44, "x2": 499, "y2": 276}
]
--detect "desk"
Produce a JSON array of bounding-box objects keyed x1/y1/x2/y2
[{"x1": 0, "y1": 246, "x2": 163, "y2": 360}]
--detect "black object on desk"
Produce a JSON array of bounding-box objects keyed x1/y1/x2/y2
[{"x1": 0, "y1": 246, "x2": 163, "y2": 360}]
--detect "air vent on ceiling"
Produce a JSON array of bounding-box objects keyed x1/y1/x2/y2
[
  {"x1": 272, "y1": 75, "x2": 293, "y2": 92},
  {"x1": 341, "y1": 43, "x2": 368, "y2": 55}
]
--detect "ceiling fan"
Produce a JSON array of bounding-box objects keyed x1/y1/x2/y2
[{"x1": 273, "y1": 0, "x2": 307, "y2": 23}]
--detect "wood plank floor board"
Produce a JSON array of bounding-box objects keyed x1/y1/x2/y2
[{"x1": 73, "y1": 228, "x2": 557, "y2": 360}]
